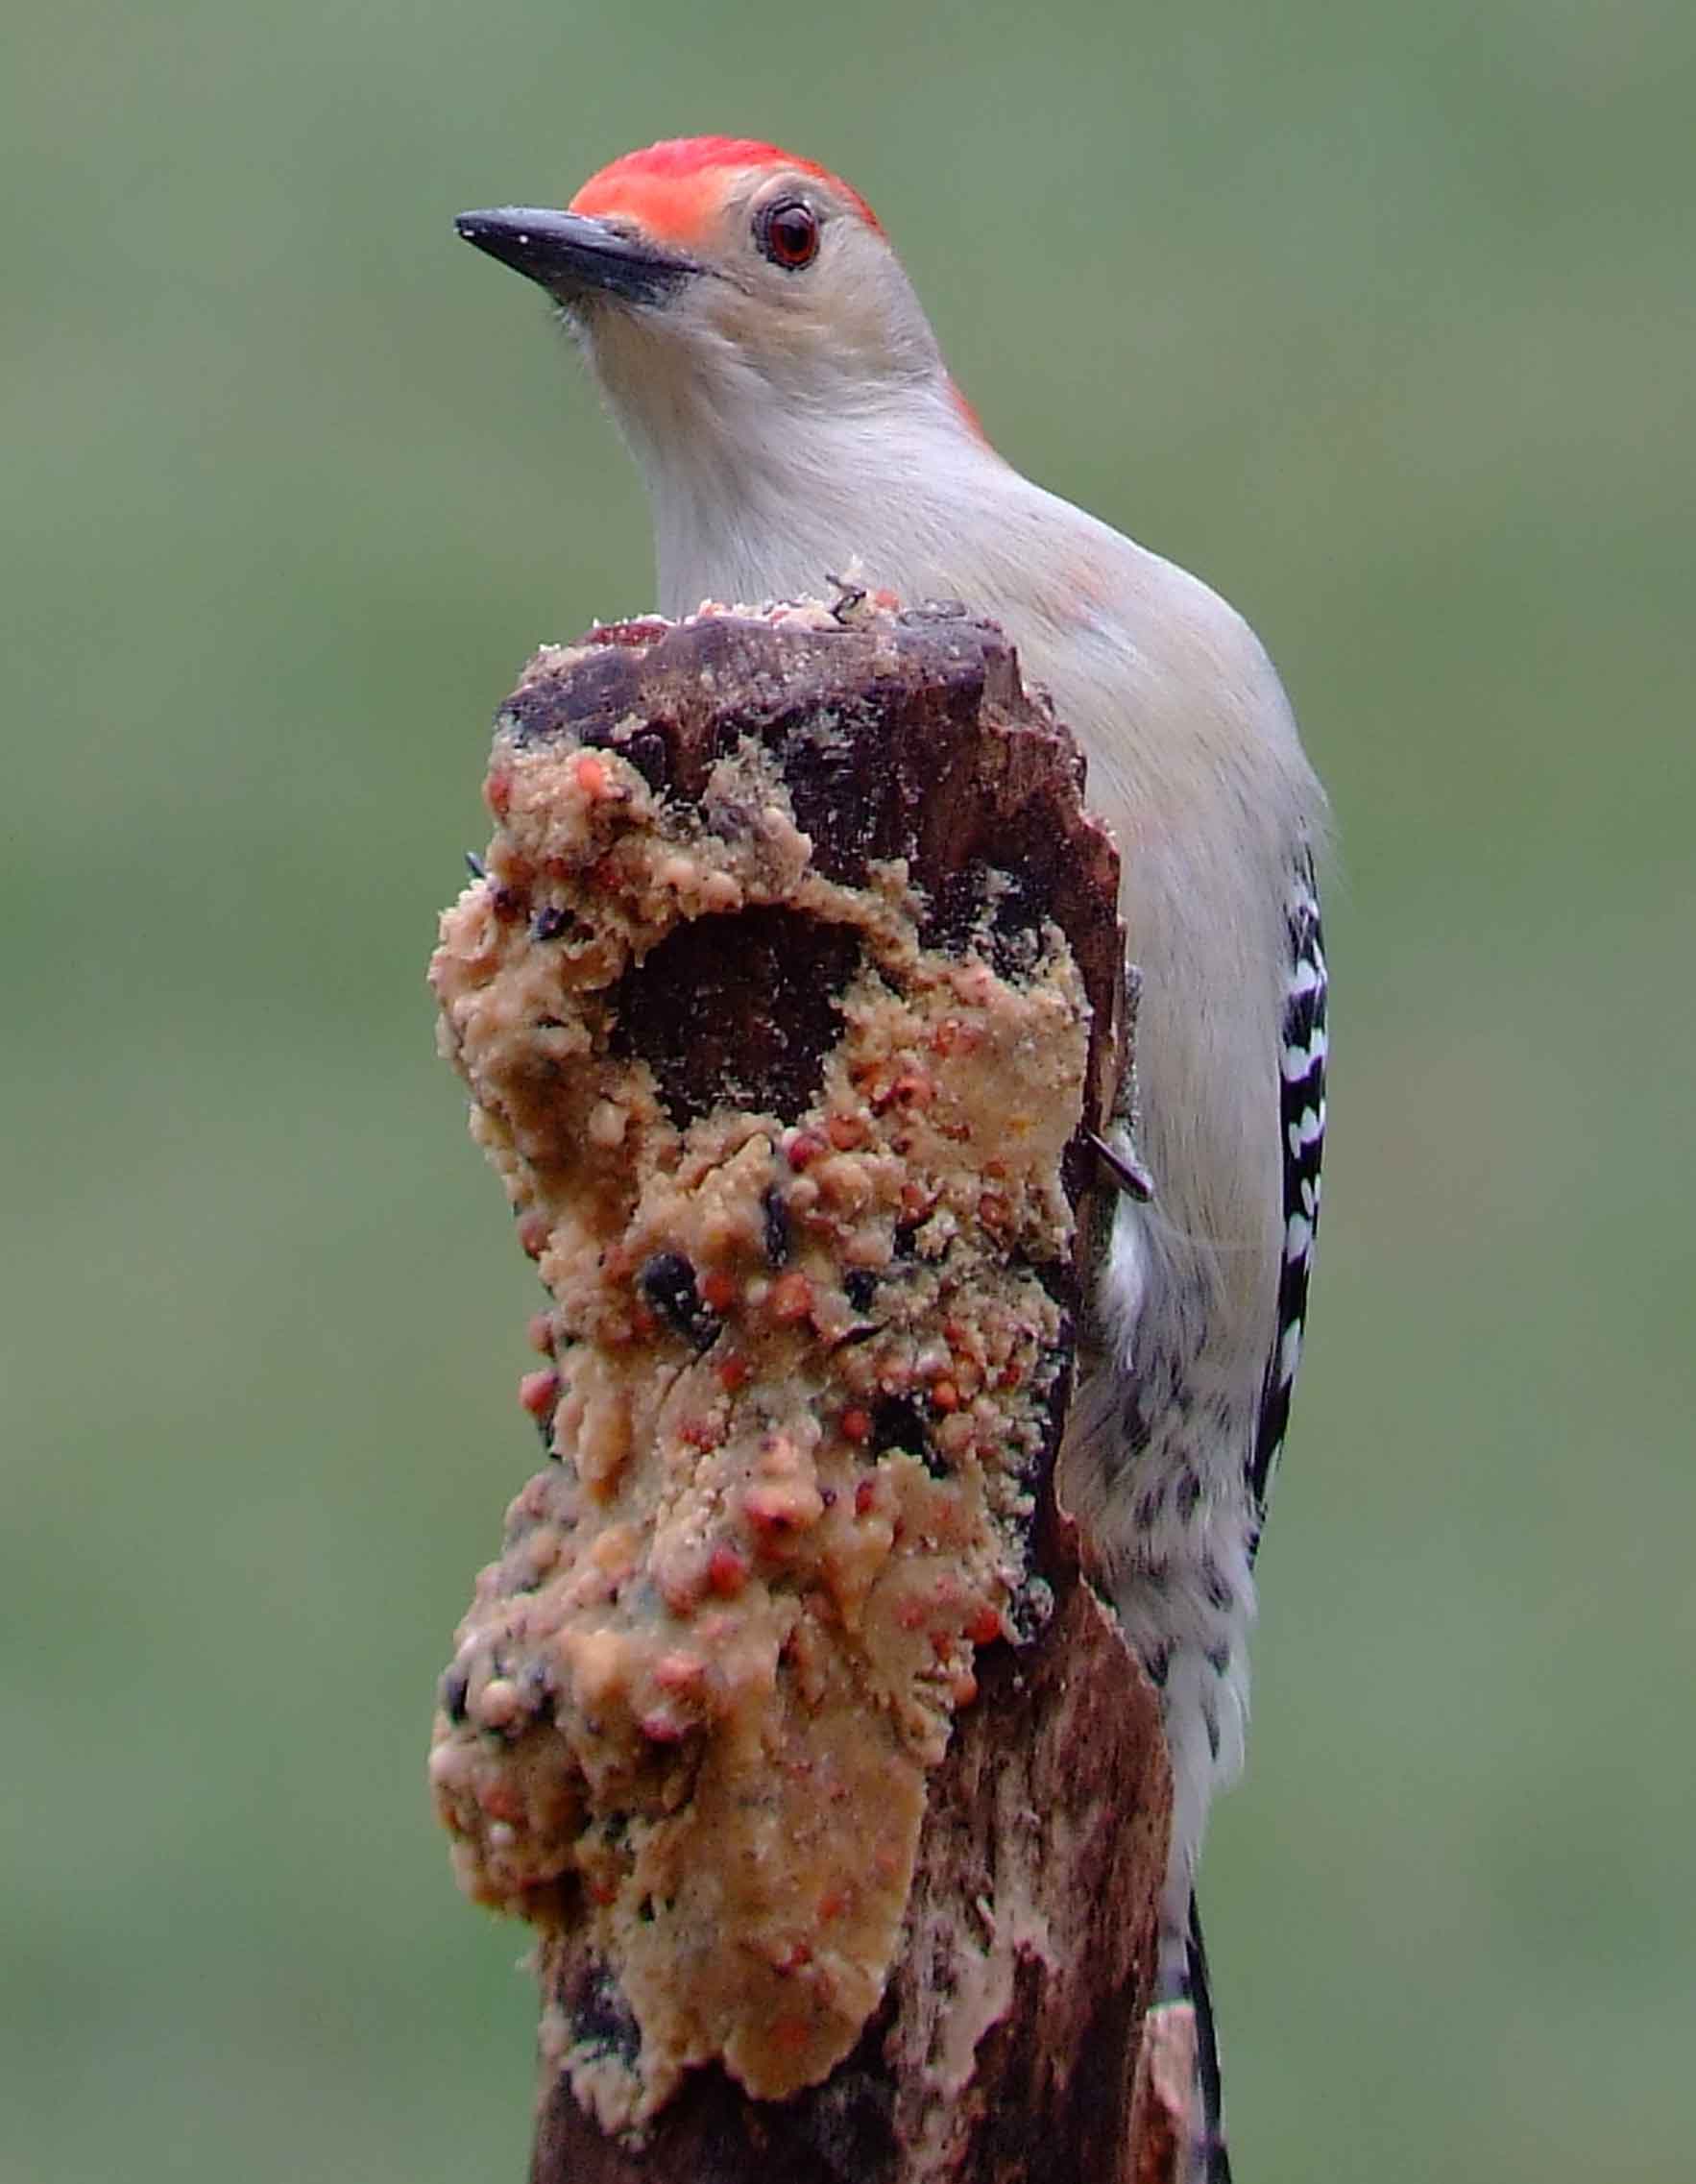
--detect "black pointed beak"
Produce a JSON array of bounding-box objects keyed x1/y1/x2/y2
[{"x1": 454, "y1": 207, "x2": 697, "y2": 305}]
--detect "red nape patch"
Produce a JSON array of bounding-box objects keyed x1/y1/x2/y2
[
  {"x1": 947, "y1": 376, "x2": 989, "y2": 446},
  {"x1": 571, "y1": 135, "x2": 884, "y2": 242}
]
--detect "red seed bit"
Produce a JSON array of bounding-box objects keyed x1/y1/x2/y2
[
  {"x1": 930, "y1": 1378, "x2": 960, "y2": 1414},
  {"x1": 585, "y1": 616, "x2": 669, "y2": 648},
  {"x1": 700, "y1": 1268, "x2": 738, "y2": 1313},
  {"x1": 785, "y1": 1128, "x2": 828, "y2": 1172},
  {"x1": 485, "y1": 768, "x2": 512, "y2": 817},
  {"x1": 715, "y1": 1353, "x2": 750, "y2": 1395},
  {"x1": 899, "y1": 1182, "x2": 932, "y2": 1224},
  {"x1": 572, "y1": 751, "x2": 610, "y2": 797},
  {"x1": 678, "y1": 1417, "x2": 719, "y2": 1451},
  {"x1": 628, "y1": 1305, "x2": 659, "y2": 1342},
  {"x1": 707, "y1": 1543, "x2": 749, "y2": 1597},
  {"x1": 517, "y1": 1212, "x2": 549, "y2": 1260},
  {"x1": 518, "y1": 1370, "x2": 558, "y2": 1419},
  {"x1": 840, "y1": 1406, "x2": 871, "y2": 1445},
  {"x1": 951, "y1": 1670, "x2": 980, "y2": 1707},
  {"x1": 826, "y1": 1112, "x2": 866, "y2": 1151},
  {"x1": 817, "y1": 1885, "x2": 849, "y2": 1923},
  {"x1": 639, "y1": 1708, "x2": 689, "y2": 1745},
  {"x1": 853, "y1": 1477, "x2": 878, "y2": 1517},
  {"x1": 967, "y1": 1604, "x2": 1004, "y2": 1647},
  {"x1": 767, "y1": 1270, "x2": 814, "y2": 1324},
  {"x1": 772, "y1": 1938, "x2": 812, "y2": 1974},
  {"x1": 889, "y1": 1069, "x2": 935, "y2": 1108}
]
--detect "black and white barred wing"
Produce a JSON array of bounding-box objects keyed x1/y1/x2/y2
[{"x1": 1248, "y1": 852, "x2": 1326, "y2": 1540}]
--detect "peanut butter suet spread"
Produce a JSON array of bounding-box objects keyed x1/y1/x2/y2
[{"x1": 428, "y1": 600, "x2": 1091, "y2": 2130}]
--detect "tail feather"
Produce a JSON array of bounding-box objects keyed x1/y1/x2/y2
[{"x1": 1187, "y1": 1893, "x2": 1233, "y2": 2184}]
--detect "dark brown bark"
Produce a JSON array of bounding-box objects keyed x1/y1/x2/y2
[{"x1": 490, "y1": 605, "x2": 1175, "y2": 2182}]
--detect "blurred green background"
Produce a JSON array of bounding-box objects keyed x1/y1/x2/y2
[{"x1": 5, "y1": 1, "x2": 1692, "y2": 2177}]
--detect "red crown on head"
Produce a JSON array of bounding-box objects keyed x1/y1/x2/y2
[{"x1": 570, "y1": 136, "x2": 884, "y2": 247}]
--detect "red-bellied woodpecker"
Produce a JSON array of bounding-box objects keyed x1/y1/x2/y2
[{"x1": 457, "y1": 136, "x2": 1328, "y2": 2180}]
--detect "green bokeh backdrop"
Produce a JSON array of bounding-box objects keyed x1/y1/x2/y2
[{"x1": 5, "y1": 2, "x2": 1692, "y2": 2177}]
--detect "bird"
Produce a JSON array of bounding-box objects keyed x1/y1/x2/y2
[{"x1": 455, "y1": 136, "x2": 1328, "y2": 2181}]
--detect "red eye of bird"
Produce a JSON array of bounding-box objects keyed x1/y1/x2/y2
[{"x1": 758, "y1": 199, "x2": 820, "y2": 270}]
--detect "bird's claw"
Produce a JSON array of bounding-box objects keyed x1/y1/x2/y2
[
  {"x1": 1088, "y1": 1129, "x2": 1154, "y2": 1202},
  {"x1": 825, "y1": 571, "x2": 868, "y2": 623}
]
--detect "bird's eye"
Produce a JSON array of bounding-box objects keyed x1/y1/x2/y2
[{"x1": 757, "y1": 199, "x2": 820, "y2": 271}]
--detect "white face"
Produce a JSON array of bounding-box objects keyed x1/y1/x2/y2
[{"x1": 573, "y1": 169, "x2": 947, "y2": 441}]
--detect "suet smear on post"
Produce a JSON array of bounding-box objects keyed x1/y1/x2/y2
[{"x1": 427, "y1": 599, "x2": 1183, "y2": 2180}]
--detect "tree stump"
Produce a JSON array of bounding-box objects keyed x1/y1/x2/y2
[{"x1": 427, "y1": 600, "x2": 1175, "y2": 2183}]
